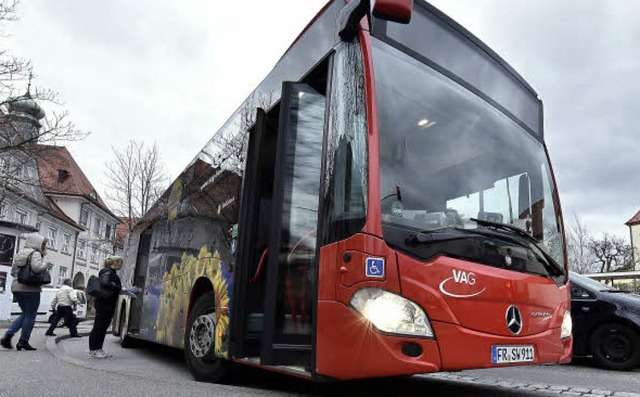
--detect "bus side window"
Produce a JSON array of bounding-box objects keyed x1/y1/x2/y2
[{"x1": 320, "y1": 40, "x2": 367, "y2": 245}]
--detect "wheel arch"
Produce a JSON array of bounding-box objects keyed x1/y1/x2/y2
[
  {"x1": 587, "y1": 317, "x2": 640, "y2": 354},
  {"x1": 186, "y1": 277, "x2": 215, "y2": 329},
  {"x1": 113, "y1": 295, "x2": 131, "y2": 337}
]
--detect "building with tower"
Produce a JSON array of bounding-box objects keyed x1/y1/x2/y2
[{"x1": 0, "y1": 90, "x2": 118, "y2": 322}]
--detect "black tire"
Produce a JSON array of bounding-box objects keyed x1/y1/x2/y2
[
  {"x1": 184, "y1": 294, "x2": 229, "y2": 383},
  {"x1": 119, "y1": 309, "x2": 134, "y2": 348},
  {"x1": 589, "y1": 323, "x2": 640, "y2": 371}
]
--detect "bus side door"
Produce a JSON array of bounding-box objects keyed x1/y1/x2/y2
[{"x1": 261, "y1": 81, "x2": 326, "y2": 366}]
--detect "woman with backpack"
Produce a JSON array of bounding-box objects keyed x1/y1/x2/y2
[
  {"x1": 88, "y1": 255, "x2": 124, "y2": 358},
  {"x1": 1, "y1": 233, "x2": 49, "y2": 351}
]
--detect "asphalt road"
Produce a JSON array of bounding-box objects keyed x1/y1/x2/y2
[{"x1": 0, "y1": 320, "x2": 639, "y2": 397}]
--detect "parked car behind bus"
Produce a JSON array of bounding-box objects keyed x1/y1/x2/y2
[
  {"x1": 570, "y1": 271, "x2": 640, "y2": 370},
  {"x1": 11, "y1": 287, "x2": 87, "y2": 327}
]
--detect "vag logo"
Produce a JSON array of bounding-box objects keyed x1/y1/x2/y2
[
  {"x1": 439, "y1": 269, "x2": 486, "y2": 298},
  {"x1": 452, "y1": 269, "x2": 476, "y2": 285}
]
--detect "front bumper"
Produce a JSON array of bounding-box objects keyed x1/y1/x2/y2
[{"x1": 315, "y1": 301, "x2": 572, "y2": 380}]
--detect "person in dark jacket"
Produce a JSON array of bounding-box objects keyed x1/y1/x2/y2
[
  {"x1": 88, "y1": 255, "x2": 123, "y2": 358},
  {"x1": 1, "y1": 234, "x2": 49, "y2": 351}
]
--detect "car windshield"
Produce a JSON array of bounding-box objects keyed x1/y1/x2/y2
[{"x1": 372, "y1": 38, "x2": 565, "y2": 276}]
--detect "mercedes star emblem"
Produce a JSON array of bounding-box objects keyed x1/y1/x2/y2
[{"x1": 506, "y1": 305, "x2": 523, "y2": 335}]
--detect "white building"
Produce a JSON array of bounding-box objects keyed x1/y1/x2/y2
[
  {"x1": 36, "y1": 145, "x2": 120, "y2": 288},
  {"x1": 1, "y1": 91, "x2": 118, "y2": 298},
  {"x1": 625, "y1": 210, "x2": 640, "y2": 271},
  {"x1": 1, "y1": 91, "x2": 88, "y2": 320}
]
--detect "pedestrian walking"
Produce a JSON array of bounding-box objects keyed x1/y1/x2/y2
[
  {"x1": 45, "y1": 279, "x2": 81, "y2": 338},
  {"x1": 1, "y1": 233, "x2": 49, "y2": 351},
  {"x1": 88, "y1": 255, "x2": 124, "y2": 358}
]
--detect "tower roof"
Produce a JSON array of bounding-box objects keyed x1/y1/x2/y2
[{"x1": 6, "y1": 91, "x2": 45, "y2": 122}]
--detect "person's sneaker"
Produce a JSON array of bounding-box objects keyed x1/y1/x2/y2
[
  {"x1": 98, "y1": 349, "x2": 113, "y2": 358},
  {"x1": 91, "y1": 349, "x2": 111, "y2": 359}
]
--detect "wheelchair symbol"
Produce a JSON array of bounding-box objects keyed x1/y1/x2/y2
[{"x1": 366, "y1": 258, "x2": 384, "y2": 278}]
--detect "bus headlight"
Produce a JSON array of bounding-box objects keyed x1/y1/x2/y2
[
  {"x1": 561, "y1": 311, "x2": 572, "y2": 339},
  {"x1": 350, "y1": 288, "x2": 434, "y2": 338}
]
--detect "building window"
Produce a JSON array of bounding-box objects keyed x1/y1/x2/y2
[
  {"x1": 57, "y1": 267, "x2": 68, "y2": 287},
  {"x1": 35, "y1": 219, "x2": 42, "y2": 231},
  {"x1": 105, "y1": 224, "x2": 112, "y2": 240},
  {"x1": 90, "y1": 246, "x2": 97, "y2": 263},
  {"x1": 94, "y1": 216, "x2": 103, "y2": 238},
  {"x1": 48, "y1": 228, "x2": 58, "y2": 249},
  {"x1": 80, "y1": 208, "x2": 89, "y2": 227},
  {"x1": 0, "y1": 204, "x2": 5, "y2": 218},
  {"x1": 14, "y1": 209, "x2": 27, "y2": 224},
  {"x1": 77, "y1": 240, "x2": 86, "y2": 259},
  {"x1": 62, "y1": 233, "x2": 71, "y2": 254}
]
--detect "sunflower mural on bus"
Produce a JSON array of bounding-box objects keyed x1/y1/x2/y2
[{"x1": 155, "y1": 246, "x2": 232, "y2": 359}]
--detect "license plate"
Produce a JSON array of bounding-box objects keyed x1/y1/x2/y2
[{"x1": 491, "y1": 345, "x2": 535, "y2": 364}]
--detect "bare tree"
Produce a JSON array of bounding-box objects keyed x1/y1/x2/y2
[
  {"x1": 1, "y1": 0, "x2": 88, "y2": 207},
  {"x1": 204, "y1": 90, "x2": 273, "y2": 176},
  {"x1": 105, "y1": 140, "x2": 168, "y2": 229},
  {"x1": 0, "y1": 0, "x2": 22, "y2": 100},
  {"x1": 566, "y1": 214, "x2": 598, "y2": 273},
  {"x1": 588, "y1": 233, "x2": 634, "y2": 273}
]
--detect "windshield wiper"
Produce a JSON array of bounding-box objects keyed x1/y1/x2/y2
[
  {"x1": 469, "y1": 218, "x2": 566, "y2": 278},
  {"x1": 471, "y1": 218, "x2": 532, "y2": 240},
  {"x1": 405, "y1": 227, "x2": 476, "y2": 245},
  {"x1": 600, "y1": 290, "x2": 630, "y2": 293}
]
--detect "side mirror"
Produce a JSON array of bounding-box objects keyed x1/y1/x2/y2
[
  {"x1": 339, "y1": 0, "x2": 413, "y2": 41},
  {"x1": 372, "y1": 0, "x2": 413, "y2": 24}
]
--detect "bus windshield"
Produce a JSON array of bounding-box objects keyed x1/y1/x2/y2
[{"x1": 372, "y1": 38, "x2": 565, "y2": 276}]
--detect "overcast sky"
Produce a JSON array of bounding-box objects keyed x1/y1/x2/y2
[{"x1": 6, "y1": 0, "x2": 640, "y2": 239}]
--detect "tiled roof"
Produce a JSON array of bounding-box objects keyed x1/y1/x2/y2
[
  {"x1": 44, "y1": 195, "x2": 83, "y2": 231},
  {"x1": 34, "y1": 144, "x2": 117, "y2": 219},
  {"x1": 626, "y1": 209, "x2": 640, "y2": 226}
]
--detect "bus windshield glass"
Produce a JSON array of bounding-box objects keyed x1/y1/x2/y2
[{"x1": 372, "y1": 39, "x2": 565, "y2": 278}]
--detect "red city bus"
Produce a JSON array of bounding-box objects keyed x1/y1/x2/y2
[{"x1": 114, "y1": 0, "x2": 572, "y2": 382}]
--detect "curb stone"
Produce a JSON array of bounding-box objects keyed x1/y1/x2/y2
[{"x1": 420, "y1": 373, "x2": 640, "y2": 397}]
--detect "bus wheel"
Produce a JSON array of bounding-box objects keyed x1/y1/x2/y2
[
  {"x1": 119, "y1": 309, "x2": 134, "y2": 348},
  {"x1": 184, "y1": 294, "x2": 229, "y2": 383},
  {"x1": 590, "y1": 323, "x2": 640, "y2": 371}
]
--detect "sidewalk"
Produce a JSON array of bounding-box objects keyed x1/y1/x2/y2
[{"x1": 47, "y1": 327, "x2": 193, "y2": 384}]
